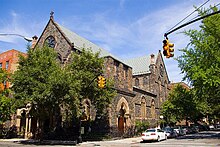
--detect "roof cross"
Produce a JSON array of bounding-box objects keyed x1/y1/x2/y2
[{"x1": 50, "y1": 11, "x2": 54, "y2": 20}]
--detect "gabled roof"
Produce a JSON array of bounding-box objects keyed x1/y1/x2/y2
[
  {"x1": 56, "y1": 23, "x2": 110, "y2": 57},
  {"x1": 124, "y1": 53, "x2": 157, "y2": 75},
  {"x1": 55, "y1": 22, "x2": 131, "y2": 67}
]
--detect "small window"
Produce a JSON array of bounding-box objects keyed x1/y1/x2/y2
[
  {"x1": 0, "y1": 63, "x2": 2, "y2": 69},
  {"x1": 143, "y1": 76, "x2": 148, "y2": 85},
  {"x1": 135, "y1": 78, "x2": 139, "y2": 87},
  {"x1": 123, "y1": 66, "x2": 128, "y2": 79},
  {"x1": 114, "y1": 61, "x2": 119, "y2": 75},
  {"x1": 6, "y1": 61, "x2": 9, "y2": 70}
]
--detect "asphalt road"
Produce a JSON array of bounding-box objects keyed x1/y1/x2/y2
[
  {"x1": 0, "y1": 131, "x2": 219, "y2": 147},
  {"x1": 80, "y1": 131, "x2": 220, "y2": 147}
]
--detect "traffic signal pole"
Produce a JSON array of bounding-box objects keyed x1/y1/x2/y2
[
  {"x1": 162, "y1": 10, "x2": 220, "y2": 58},
  {"x1": 164, "y1": 10, "x2": 220, "y2": 38}
]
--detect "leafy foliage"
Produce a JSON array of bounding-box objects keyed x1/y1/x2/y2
[
  {"x1": 161, "y1": 84, "x2": 203, "y2": 125},
  {"x1": 177, "y1": 6, "x2": 220, "y2": 120},
  {"x1": 135, "y1": 120, "x2": 149, "y2": 134},
  {"x1": 0, "y1": 69, "x2": 15, "y2": 124},
  {"x1": 66, "y1": 48, "x2": 116, "y2": 116},
  {"x1": 13, "y1": 46, "x2": 81, "y2": 124},
  {"x1": 12, "y1": 46, "x2": 116, "y2": 138}
]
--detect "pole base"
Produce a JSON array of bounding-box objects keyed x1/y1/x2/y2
[{"x1": 77, "y1": 136, "x2": 82, "y2": 143}]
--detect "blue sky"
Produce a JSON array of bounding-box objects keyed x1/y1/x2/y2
[{"x1": 0, "y1": 0, "x2": 218, "y2": 83}]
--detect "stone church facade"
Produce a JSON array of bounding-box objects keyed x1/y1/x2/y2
[{"x1": 16, "y1": 13, "x2": 171, "y2": 138}]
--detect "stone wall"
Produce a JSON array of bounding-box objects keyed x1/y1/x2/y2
[
  {"x1": 34, "y1": 18, "x2": 171, "y2": 137},
  {"x1": 37, "y1": 20, "x2": 73, "y2": 64}
]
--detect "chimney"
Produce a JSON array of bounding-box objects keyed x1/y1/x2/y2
[
  {"x1": 150, "y1": 54, "x2": 155, "y2": 64},
  {"x1": 31, "y1": 35, "x2": 38, "y2": 49}
]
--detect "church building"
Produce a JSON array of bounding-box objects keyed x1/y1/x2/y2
[{"x1": 15, "y1": 13, "x2": 171, "y2": 139}]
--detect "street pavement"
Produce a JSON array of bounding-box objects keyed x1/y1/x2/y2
[
  {"x1": 79, "y1": 131, "x2": 220, "y2": 147},
  {"x1": 0, "y1": 130, "x2": 219, "y2": 147}
]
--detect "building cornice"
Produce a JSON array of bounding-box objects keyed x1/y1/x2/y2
[{"x1": 133, "y1": 87, "x2": 157, "y2": 97}]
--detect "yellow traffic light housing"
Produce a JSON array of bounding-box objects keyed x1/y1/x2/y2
[
  {"x1": 97, "y1": 75, "x2": 106, "y2": 88},
  {"x1": 168, "y1": 43, "x2": 174, "y2": 57},
  {"x1": 162, "y1": 39, "x2": 174, "y2": 58}
]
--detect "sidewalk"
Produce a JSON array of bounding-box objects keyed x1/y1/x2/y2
[
  {"x1": 78, "y1": 136, "x2": 142, "y2": 146},
  {"x1": 0, "y1": 136, "x2": 142, "y2": 146},
  {"x1": 0, "y1": 138, "x2": 77, "y2": 145}
]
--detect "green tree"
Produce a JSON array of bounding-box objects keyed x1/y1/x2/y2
[
  {"x1": 177, "y1": 6, "x2": 220, "y2": 121},
  {"x1": 66, "y1": 48, "x2": 116, "y2": 117},
  {"x1": 0, "y1": 69, "x2": 15, "y2": 124},
  {"x1": 12, "y1": 46, "x2": 80, "y2": 136},
  {"x1": 12, "y1": 46, "x2": 116, "y2": 138},
  {"x1": 161, "y1": 84, "x2": 201, "y2": 125}
]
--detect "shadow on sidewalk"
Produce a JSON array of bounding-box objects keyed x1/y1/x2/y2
[
  {"x1": 16, "y1": 139, "x2": 77, "y2": 146},
  {"x1": 175, "y1": 131, "x2": 220, "y2": 140}
]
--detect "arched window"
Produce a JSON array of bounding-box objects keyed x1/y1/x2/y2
[
  {"x1": 44, "y1": 36, "x2": 56, "y2": 48},
  {"x1": 81, "y1": 100, "x2": 91, "y2": 121},
  {"x1": 164, "y1": 80, "x2": 168, "y2": 101},
  {"x1": 141, "y1": 97, "x2": 146, "y2": 118},
  {"x1": 135, "y1": 78, "x2": 139, "y2": 87},
  {"x1": 151, "y1": 100, "x2": 155, "y2": 119}
]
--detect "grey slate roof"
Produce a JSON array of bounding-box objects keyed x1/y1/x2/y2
[
  {"x1": 56, "y1": 23, "x2": 110, "y2": 57},
  {"x1": 56, "y1": 23, "x2": 130, "y2": 67},
  {"x1": 124, "y1": 54, "x2": 156, "y2": 75}
]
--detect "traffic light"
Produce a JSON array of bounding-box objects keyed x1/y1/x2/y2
[
  {"x1": 97, "y1": 75, "x2": 106, "y2": 88},
  {"x1": 162, "y1": 39, "x2": 174, "y2": 58}
]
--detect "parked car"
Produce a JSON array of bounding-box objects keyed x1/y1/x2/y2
[
  {"x1": 173, "y1": 126, "x2": 185, "y2": 136},
  {"x1": 162, "y1": 127, "x2": 178, "y2": 138},
  {"x1": 189, "y1": 126, "x2": 199, "y2": 133},
  {"x1": 182, "y1": 126, "x2": 192, "y2": 134},
  {"x1": 209, "y1": 125, "x2": 215, "y2": 130},
  {"x1": 216, "y1": 124, "x2": 220, "y2": 130},
  {"x1": 141, "y1": 128, "x2": 167, "y2": 142}
]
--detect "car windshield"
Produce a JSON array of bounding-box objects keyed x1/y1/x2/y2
[
  {"x1": 164, "y1": 128, "x2": 173, "y2": 132},
  {"x1": 146, "y1": 129, "x2": 156, "y2": 132}
]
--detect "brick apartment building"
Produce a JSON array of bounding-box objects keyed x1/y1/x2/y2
[{"x1": 0, "y1": 49, "x2": 26, "y2": 89}]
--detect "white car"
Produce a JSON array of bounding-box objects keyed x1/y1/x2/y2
[{"x1": 141, "y1": 128, "x2": 167, "y2": 142}]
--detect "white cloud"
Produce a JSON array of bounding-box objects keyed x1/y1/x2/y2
[
  {"x1": 1, "y1": 0, "x2": 218, "y2": 82},
  {"x1": 119, "y1": 0, "x2": 126, "y2": 9},
  {"x1": 0, "y1": 11, "x2": 30, "y2": 43},
  {"x1": 60, "y1": 0, "x2": 217, "y2": 82},
  {"x1": 0, "y1": 11, "x2": 45, "y2": 52}
]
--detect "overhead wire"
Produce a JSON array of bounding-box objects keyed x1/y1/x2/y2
[
  {"x1": 184, "y1": 3, "x2": 220, "y2": 24},
  {"x1": 166, "y1": 0, "x2": 210, "y2": 35}
]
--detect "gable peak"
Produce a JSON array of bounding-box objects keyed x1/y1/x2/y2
[{"x1": 50, "y1": 11, "x2": 54, "y2": 21}]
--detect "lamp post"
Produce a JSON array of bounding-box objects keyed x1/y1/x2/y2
[
  {"x1": 159, "y1": 115, "x2": 164, "y2": 129},
  {"x1": 78, "y1": 103, "x2": 84, "y2": 143},
  {"x1": 0, "y1": 33, "x2": 32, "y2": 42}
]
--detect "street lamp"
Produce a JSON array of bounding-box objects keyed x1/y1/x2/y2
[
  {"x1": 0, "y1": 33, "x2": 33, "y2": 42},
  {"x1": 160, "y1": 115, "x2": 164, "y2": 129},
  {"x1": 77, "y1": 103, "x2": 84, "y2": 143}
]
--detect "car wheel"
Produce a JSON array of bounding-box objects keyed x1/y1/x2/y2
[{"x1": 157, "y1": 136, "x2": 160, "y2": 142}]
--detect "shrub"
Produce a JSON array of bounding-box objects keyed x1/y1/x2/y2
[{"x1": 135, "y1": 120, "x2": 149, "y2": 135}]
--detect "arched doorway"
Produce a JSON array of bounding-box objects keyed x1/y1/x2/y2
[
  {"x1": 118, "y1": 106, "x2": 126, "y2": 132},
  {"x1": 116, "y1": 97, "x2": 130, "y2": 133},
  {"x1": 20, "y1": 110, "x2": 26, "y2": 136}
]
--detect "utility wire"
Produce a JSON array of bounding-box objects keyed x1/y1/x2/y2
[
  {"x1": 166, "y1": 0, "x2": 210, "y2": 34},
  {"x1": 165, "y1": 9, "x2": 220, "y2": 37},
  {"x1": 185, "y1": 3, "x2": 220, "y2": 24}
]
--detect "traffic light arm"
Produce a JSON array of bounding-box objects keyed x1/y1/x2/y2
[
  {"x1": 164, "y1": 10, "x2": 220, "y2": 39},
  {"x1": 86, "y1": 72, "x2": 102, "y2": 89}
]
